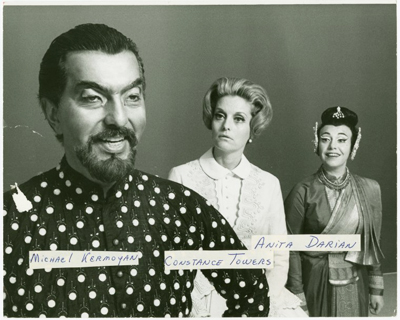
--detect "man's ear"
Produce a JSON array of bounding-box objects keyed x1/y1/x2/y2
[{"x1": 41, "y1": 98, "x2": 62, "y2": 135}]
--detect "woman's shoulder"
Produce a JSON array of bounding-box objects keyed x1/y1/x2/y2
[
  {"x1": 170, "y1": 159, "x2": 201, "y2": 173},
  {"x1": 288, "y1": 173, "x2": 319, "y2": 194},
  {"x1": 249, "y1": 163, "x2": 280, "y2": 185},
  {"x1": 352, "y1": 173, "x2": 381, "y2": 192}
]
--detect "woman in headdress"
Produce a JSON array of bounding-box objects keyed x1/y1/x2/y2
[
  {"x1": 168, "y1": 77, "x2": 306, "y2": 317},
  {"x1": 284, "y1": 106, "x2": 384, "y2": 316}
]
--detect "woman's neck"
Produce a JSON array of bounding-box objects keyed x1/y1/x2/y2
[
  {"x1": 212, "y1": 147, "x2": 242, "y2": 170},
  {"x1": 322, "y1": 164, "x2": 347, "y2": 180}
]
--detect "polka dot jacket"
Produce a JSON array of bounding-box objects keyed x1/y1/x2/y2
[{"x1": 3, "y1": 157, "x2": 269, "y2": 317}]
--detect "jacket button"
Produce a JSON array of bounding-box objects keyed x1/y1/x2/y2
[
  {"x1": 113, "y1": 239, "x2": 119, "y2": 246},
  {"x1": 117, "y1": 271, "x2": 123, "y2": 278}
]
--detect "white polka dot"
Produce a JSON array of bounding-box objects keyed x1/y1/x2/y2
[
  {"x1": 129, "y1": 175, "x2": 133, "y2": 182},
  {"x1": 175, "y1": 220, "x2": 181, "y2": 227},
  {"x1": 50, "y1": 243, "x2": 57, "y2": 251},
  {"x1": 30, "y1": 214, "x2": 38, "y2": 222},
  {"x1": 182, "y1": 295, "x2": 187, "y2": 303},
  {"x1": 126, "y1": 287, "x2": 134, "y2": 295},
  {"x1": 170, "y1": 297, "x2": 176, "y2": 305},
  {"x1": 148, "y1": 218, "x2": 155, "y2": 225},
  {"x1": 101, "y1": 307, "x2": 108, "y2": 315},
  {"x1": 92, "y1": 240, "x2": 100, "y2": 248},
  {"x1": 134, "y1": 200, "x2": 141, "y2": 207},
  {"x1": 144, "y1": 284, "x2": 151, "y2": 292},
  {"x1": 91, "y1": 194, "x2": 98, "y2": 202},
  {"x1": 161, "y1": 235, "x2": 168, "y2": 242},
  {"x1": 248, "y1": 298, "x2": 254, "y2": 304},
  {"x1": 149, "y1": 268, "x2": 156, "y2": 276},
  {"x1": 78, "y1": 274, "x2": 85, "y2": 283},
  {"x1": 259, "y1": 283, "x2": 264, "y2": 289},
  {"x1": 59, "y1": 172, "x2": 64, "y2": 179},
  {"x1": 174, "y1": 282, "x2": 180, "y2": 290},
  {"x1": 189, "y1": 226, "x2": 196, "y2": 233},
  {"x1": 116, "y1": 191, "x2": 122, "y2": 198},
  {"x1": 3, "y1": 210, "x2": 7, "y2": 217},
  {"x1": 89, "y1": 291, "x2": 96, "y2": 299},
  {"x1": 212, "y1": 221, "x2": 218, "y2": 228},
  {"x1": 116, "y1": 220, "x2": 123, "y2": 228},
  {"x1": 180, "y1": 207, "x2": 186, "y2": 214},
  {"x1": 53, "y1": 189, "x2": 61, "y2": 195},
  {"x1": 98, "y1": 273, "x2": 107, "y2": 282},
  {"x1": 128, "y1": 236, "x2": 134, "y2": 243},
  {"x1": 18, "y1": 288, "x2": 25, "y2": 296},
  {"x1": 26, "y1": 302, "x2": 34, "y2": 311},
  {"x1": 174, "y1": 236, "x2": 180, "y2": 244},
  {"x1": 145, "y1": 235, "x2": 152, "y2": 242},
  {"x1": 58, "y1": 224, "x2": 66, "y2": 233},
  {"x1": 108, "y1": 287, "x2": 115, "y2": 295},
  {"x1": 76, "y1": 188, "x2": 82, "y2": 194},
  {"x1": 124, "y1": 183, "x2": 129, "y2": 190},
  {"x1": 235, "y1": 305, "x2": 240, "y2": 309},
  {"x1": 65, "y1": 180, "x2": 71, "y2": 187},
  {"x1": 34, "y1": 285, "x2": 42, "y2": 293},
  {"x1": 57, "y1": 278, "x2": 65, "y2": 286},
  {"x1": 201, "y1": 234, "x2": 205, "y2": 240},
  {"x1": 130, "y1": 269, "x2": 137, "y2": 277},
  {"x1": 76, "y1": 220, "x2": 84, "y2": 229},
  {"x1": 230, "y1": 238, "x2": 235, "y2": 244},
  {"x1": 34, "y1": 195, "x2": 41, "y2": 203},
  {"x1": 209, "y1": 241, "x2": 215, "y2": 248},
  {"x1": 24, "y1": 235, "x2": 32, "y2": 244},
  {"x1": 121, "y1": 205, "x2": 128, "y2": 213},
  {"x1": 132, "y1": 219, "x2": 139, "y2": 226},
  {"x1": 160, "y1": 282, "x2": 166, "y2": 290},
  {"x1": 69, "y1": 292, "x2": 77, "y2": 300},
  {"x1": 149, "y1": 200, "x2": 156, "y2": 207},
  {"x1": 99, "y1": 224, "x2": 104, "y2": 232},
  {"x1": 168, "y1": 193, "x2": 175, "y2": 199},
  {"x1": 44, "y1": 267, "x2": 52, "y2": 272},
  {"x1": 39, "y1": 228, "x2": 46, "y2": 236},
  {"x1": 86, "y1": 206, "x2": 93, "y2": 214},
  {"x1": 196, "y1": 207, "x2": 201, "y2": 214},
  {"x1": 258, "y1": 305, "x2": 264, "y2": 311},
  {"x1": 178, "y1": 269, "x2": 184, "y2": 276},
  {"x1": 163, "y1": 204, "x2": 170, "y2": 211},
  {"x1": 234, "y1": 293, "x2": 240, "y2": 299},
  {"x1": 26, "y1": 268, "x2": 34, "y2": 276},
  {"x1": 186, "y1": 281, "x2": 191, "y2": 288},
  {"x1": 221, "y1": 236, "x2": 226, "y2": 242},
  {"x1": 224, "y1": 278, "x2": 231, "y2": 284},
  {"x1": 81, "y1": 312, "x2": 89, "y2": 318},
  {"x1": 46, "y1": 207, "x2": 54, "y2": 214},
  {"x1": 66, "y1": 203, "x2": 73, "y2": 210},
  {"x1": 165, "y1": 314, "x2": 171, "y2": 318},
  {"x1": 142, "y1": 174, "x2": 148, "y2": 181},
  {"x1": 41, "y1": 182, "x2": 48, "y2": 188},
  {"x1": 39, "y1": 313, "x2": 46, "y2": 318},
  {"x1": 11, "y1": 222, "x2": 19, "y2": 231},
  {"x1": 137, "y1": 184, "x2": 144, "y2": 191},
  {"x1": 211, "y1": 272, "x2": 218, "y2": 278},
  {"x1": 179, "y1": 312, "x2": 183, "y2": 317},
  {"x1": 221, "y1": 290, "x2": 226, "y2": 294},
  {"x1": 187, "y1": 239, "x2": 194, "y2": 246},
  {"x1": 12, "y1": 305, "x2": 18, "y2": 312},
  {"x1": 137, "y1": 304, "x2": 144, "y2": 312},
  {"x1": 5, "y1": 246, "x2": 12, "y2": 254},
  {"x1": 239, "y1": 281, "x2": 246, "y2": 288},
  {"x1": 70, "y1": 237, "x2": 78, "y2": 245},
  {"x1": 184, "y1": 190, "x2": 191, "y2": 196},
  {"x1": 154, "y1": 298, "x2": 160, "y2": 306},
  {"x1": 154, "y1": 187, "x2": 160, "y2": 194},
  {"x1": 18, "y1": 258, "x2": 23, "y2": 265}
]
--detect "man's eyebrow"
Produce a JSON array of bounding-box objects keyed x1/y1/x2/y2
[{"x1": 75, "y1": 78, "x2": 143, "y2": 94}]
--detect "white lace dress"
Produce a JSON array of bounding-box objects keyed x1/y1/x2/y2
[{"x1": 168, "y1": 148, "x2": 307, "y2": 317}]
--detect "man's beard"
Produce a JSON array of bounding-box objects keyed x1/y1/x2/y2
[{"x1": 75, "y1": 127, "x2": 138, "y2": 183}]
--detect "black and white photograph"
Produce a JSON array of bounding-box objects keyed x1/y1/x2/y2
[{"x1": 2, "y1": 1, "x2": 397, "y2": 318}]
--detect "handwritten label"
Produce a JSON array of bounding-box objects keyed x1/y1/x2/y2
[
  {"x1": 165, "y1": 250, "x2": 274, "y2": 270},
  {"x1": 29, "y1": 251, "x2": 140, "y2": 269},
  {"x1": 251, "y1": 234, "x2": 361, "y2": 251}
]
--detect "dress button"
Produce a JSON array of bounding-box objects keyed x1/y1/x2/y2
[
  {"x1": 113, "y1": 239, "x2": 119, "y2": 246},
  {"x1": 117, "y1": 271, "x2": 124, "y2": 278},
  {"x1": 121, "y1": 303, "x2": 127, "y2": 309}
]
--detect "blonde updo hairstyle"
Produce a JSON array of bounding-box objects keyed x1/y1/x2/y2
[{"x1": 202, "y1": 77, "x2": 273, "y2": 140}]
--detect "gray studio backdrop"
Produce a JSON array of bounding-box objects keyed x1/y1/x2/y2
[{"x1": 3, "y1": 5, "x2": 396, "y2": 273}]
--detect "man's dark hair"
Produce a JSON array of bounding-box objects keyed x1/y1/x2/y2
[{"x1": 38, "y1": 23, "x2": 145, "y2": 110}]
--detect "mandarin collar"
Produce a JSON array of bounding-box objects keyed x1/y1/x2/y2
[
  {"x1": 59, "y1": 156, "x2": 136, "y2": 200},
  {"x1": 199, "y1": 148, "x2": 251, "y2": 180}
]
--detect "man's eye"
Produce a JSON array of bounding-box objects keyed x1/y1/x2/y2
[
  {"x1": 127, "y1": 95, "x2": 140, "y2": 102},
  {"x1": 83, "y1": 95, "x2": 102, "y2": 103}
]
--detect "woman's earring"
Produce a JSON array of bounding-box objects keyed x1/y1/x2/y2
[
  {"x1": 350, "y1": 127, "x2": 362, "y2": 160},
  {"x1": 312, "y1": 122, "x2": 318, "y2": 154},
  {"x1": 248, "y1": 138, "x2": 253, "y2": 144}
]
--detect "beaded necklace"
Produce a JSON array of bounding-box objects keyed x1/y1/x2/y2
[{"x1": 317, "y1": 166, "x2": 351, "y2": 190}]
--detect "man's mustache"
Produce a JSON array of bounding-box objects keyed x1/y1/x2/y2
[{"x1": 90, "y1": 127, "x2": 138, "y2": 147}]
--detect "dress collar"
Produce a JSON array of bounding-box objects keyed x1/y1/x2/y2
[{"x1": 199, "y1": 148, "x2": 251, "y2": 180}]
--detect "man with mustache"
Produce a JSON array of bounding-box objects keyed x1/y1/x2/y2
[{"x1": 3, "y1": 23, "x2": 269, "y2": 317}]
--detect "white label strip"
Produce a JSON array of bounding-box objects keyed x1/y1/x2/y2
[
  {"x1": 251, "y1": 234, "x2": 361, "y2": 251},
  {"x1": 29, "y1": 251, "x2": 141, "y2": 269},
  {"x1": 165, "y1": 250, "x2": 274, "y2": 270}
]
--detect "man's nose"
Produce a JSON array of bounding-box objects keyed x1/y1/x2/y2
[{"x1": 104, "y1": 99, "x2": 128, "y2": 127}]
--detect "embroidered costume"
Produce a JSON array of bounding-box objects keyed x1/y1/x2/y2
[
  {"x1": 169, "y1": 148, "x2": 305, "y2": 317},
  {"x1": 284, "y1": 167, "x2": 384, "y2": 316},
  {"x1": 3, "y1": 157, "x2": 270, "y2": 317}
]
